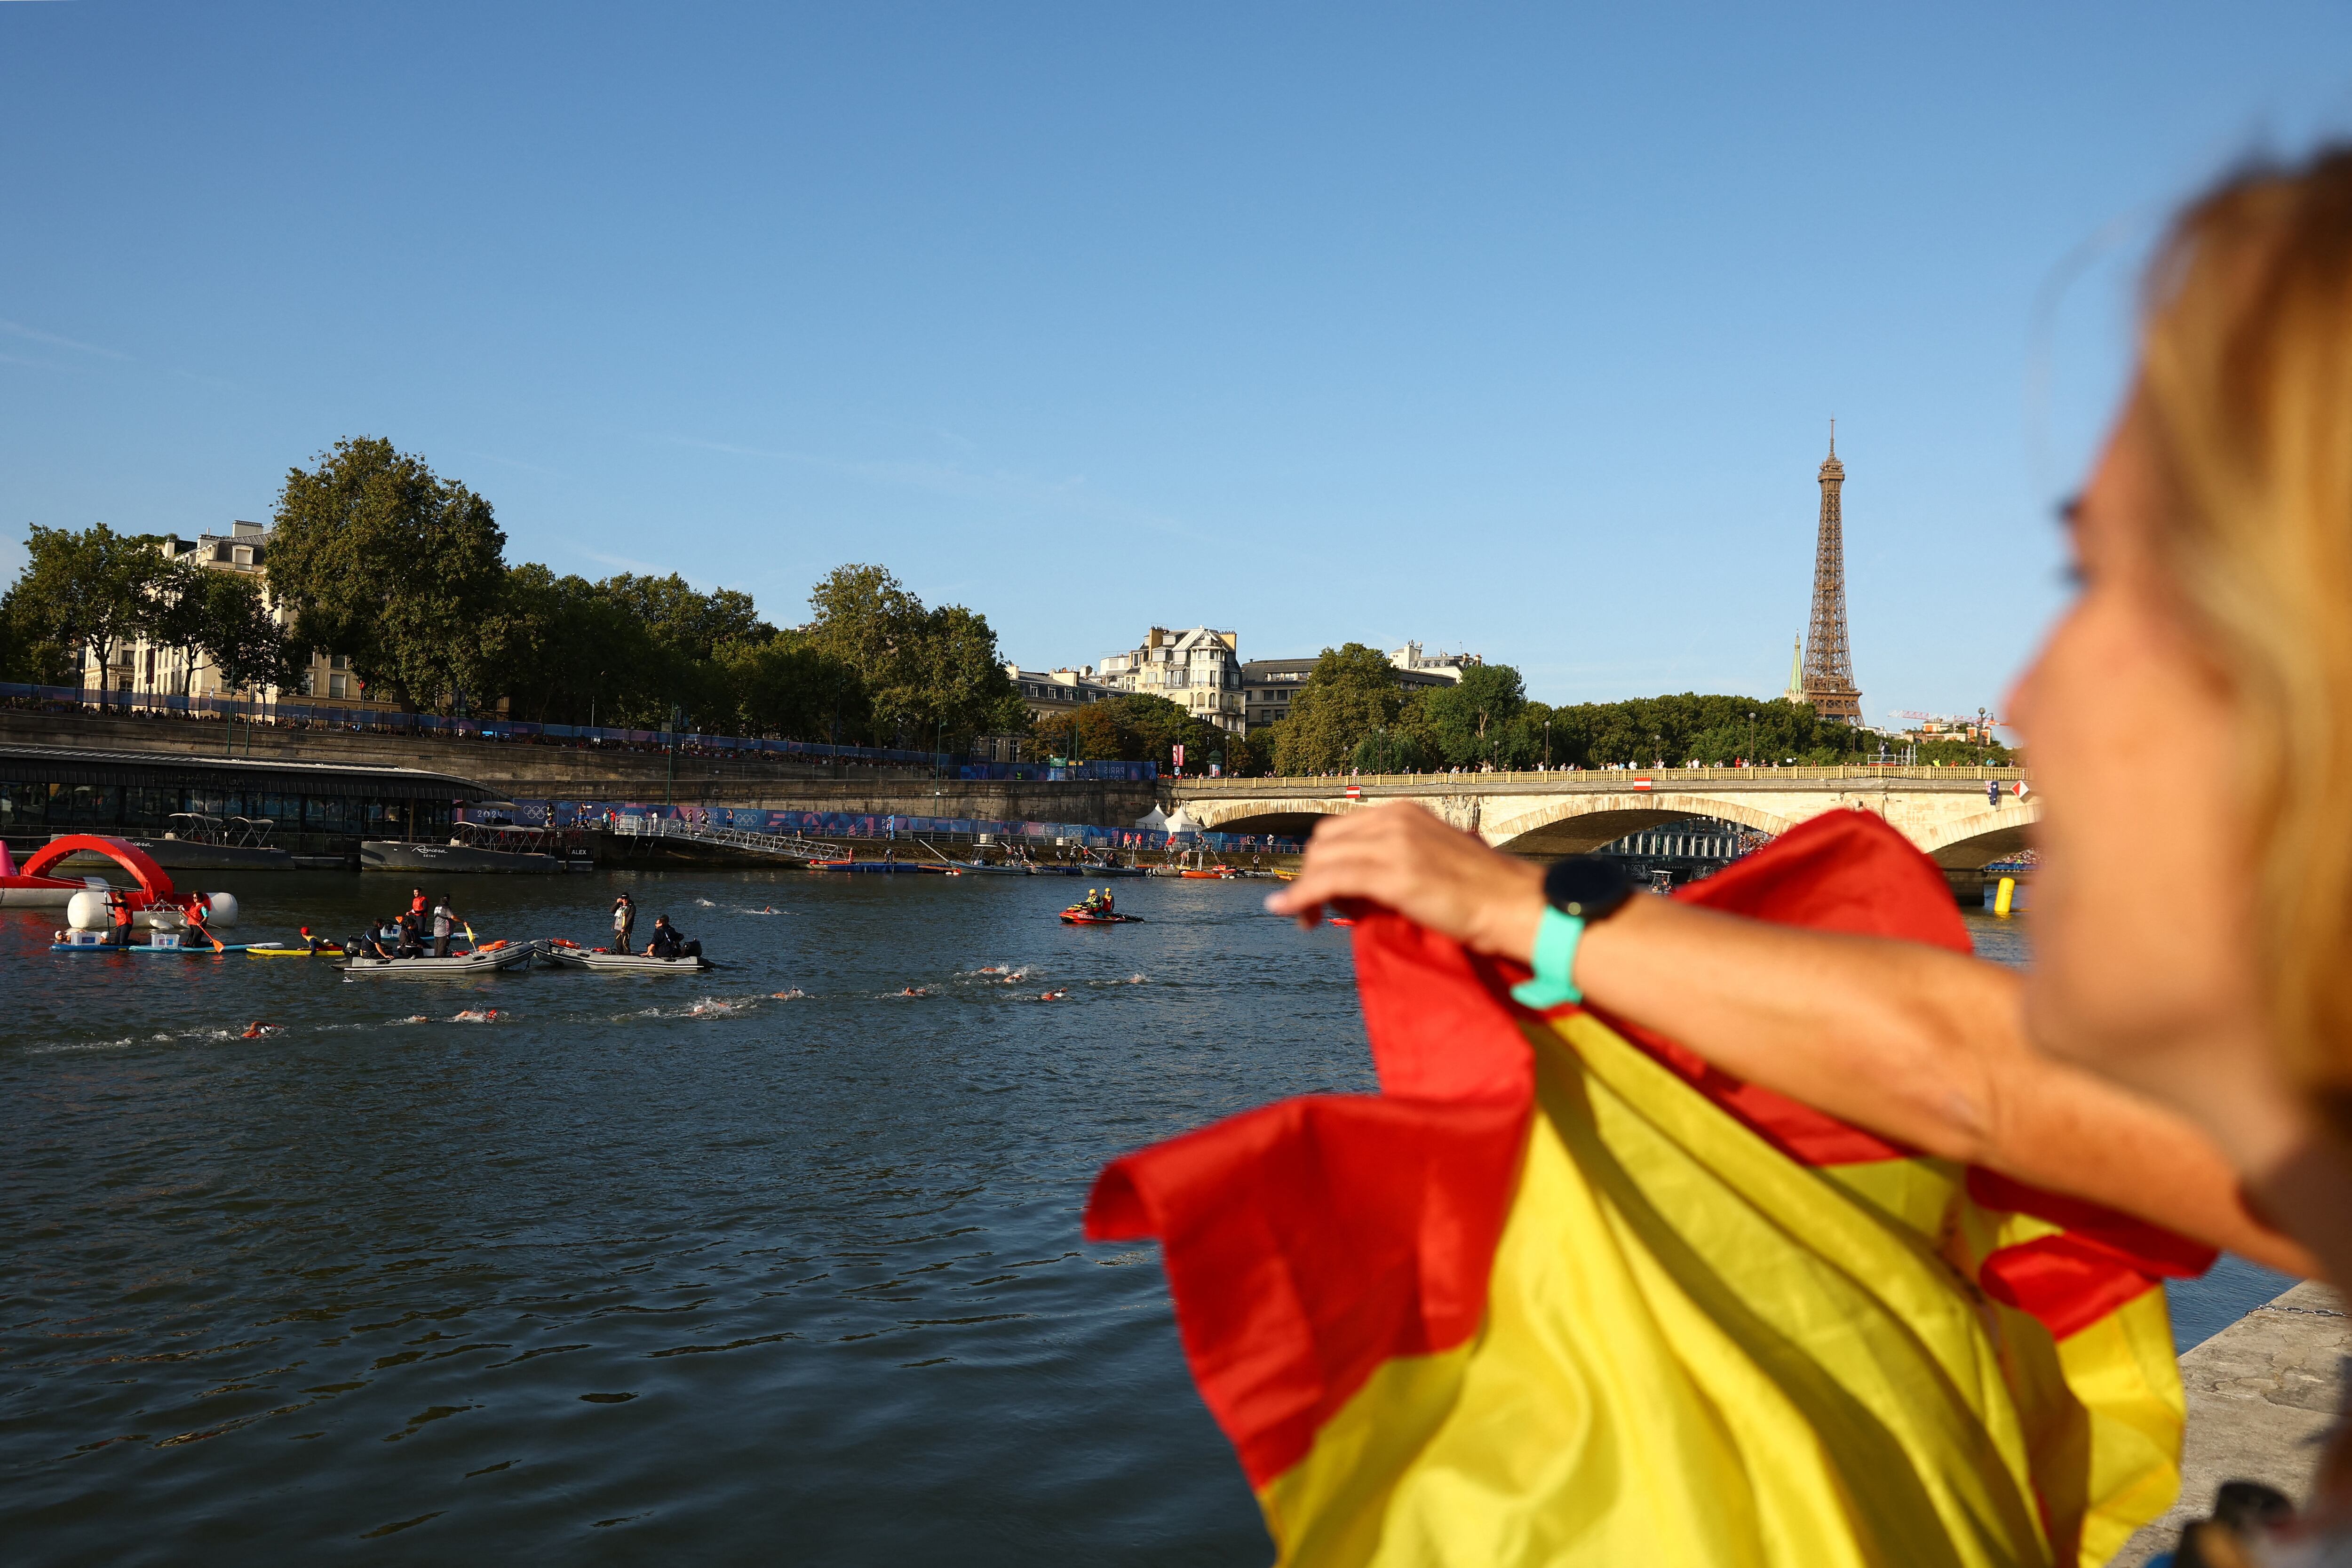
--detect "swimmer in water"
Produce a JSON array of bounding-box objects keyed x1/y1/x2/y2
[
  {"x1": 770, "y1": 989, "x2": 805, "y2": 1000},
  {"x1": 241, "y1": 1021, "x2": 273, "y2": 1038},
  {"x1": 898, "y1": 986, "x2": 927, "y2": 998},
  {"x1": 452, "y1": 1009, "x2": 500, "y2": 1023},
  {"x1": 1039, "y1": 989, "x2": 1068, "y2": 1002}
]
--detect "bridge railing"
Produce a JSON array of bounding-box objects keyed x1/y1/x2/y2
[{"x1": 1172, "y1": 764, "x2": 2030, "y2": 791}]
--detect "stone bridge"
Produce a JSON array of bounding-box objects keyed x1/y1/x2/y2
[{"x1": 1169, "y1": 766, "x2": 2035, "y2": 895}]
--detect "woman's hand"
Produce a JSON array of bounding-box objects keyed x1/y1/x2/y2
[{"x1": 1264, "y1": 802, "x2": 1548, "y2": 964}]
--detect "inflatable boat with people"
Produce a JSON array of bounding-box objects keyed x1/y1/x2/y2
[
  {"x1": 538, "y1": 938, "x2": 712, "y2": 973},
  {"x1": 335, "y1": 941, "x2": 535, "y2": 977}
]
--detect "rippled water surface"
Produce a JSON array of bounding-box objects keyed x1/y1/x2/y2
[
  {"x1": 4, "y1": 870, "x2": 1369, "y2": 1565},
  {"x1": 2, "y1": 883, "x2": 2288, "y2": 1564}
]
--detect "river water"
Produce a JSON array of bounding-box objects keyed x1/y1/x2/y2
[{"x1": 0, "y1": 875, "x2": 2287, "y2": 1565}]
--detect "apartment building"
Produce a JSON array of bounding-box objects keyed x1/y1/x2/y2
[
  {"x1": 1097, "y1": 626, "x2": 1245, "y2": 735},
  {"x1": 79, "y1": 521, "x2": 384, "y2": 707},
  {"x1": 1005, "y1": 664, "x2": 1124, "y2": 722},
  {"x1": 1240, "y1": 642, "x2": 1480, "y2": 730}
]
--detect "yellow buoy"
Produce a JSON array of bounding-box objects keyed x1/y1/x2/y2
[{"x1": 1994, "y1": 876, "x2": 2017, "y2": 917}]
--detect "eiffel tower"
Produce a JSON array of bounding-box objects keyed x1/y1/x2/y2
[{"x1": 1800, "y1": 422, "x2": 1863, "y2": 723}]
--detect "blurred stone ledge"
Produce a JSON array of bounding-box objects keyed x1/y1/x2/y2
[{"x1": 2112, "y1": 1281, "x2": 2348, "y2": 1566}]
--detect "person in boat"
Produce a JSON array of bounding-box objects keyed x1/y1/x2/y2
[
  {"x1": 612, "y1": 893, "x2": 636, "y2": 954},
  {"x1": 429, "y1": 895, "x2": 462, "y2": 958},
  {"x1": 645, "y1": 915, "x2": 700, "y2": 961},
  {"x1": 105, "y1": 888, "x2": 134, "y2": 949},
  {"x1": 298, "y1": 925, "x2": 330, "y2": 954},
  {"x1": 393, "y1": 907, "x2": 424, "y2": 959},
  {"x1": 409, "y1": 887, "x2": 428, "y2": 918}
]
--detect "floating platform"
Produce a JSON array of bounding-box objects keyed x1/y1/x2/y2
[
  {"x1": 361, "y1": 841, "x2": 565, "y2": 874},
  {"x1": 50, "y1": 940, "x2": 251, "y2": 955}
]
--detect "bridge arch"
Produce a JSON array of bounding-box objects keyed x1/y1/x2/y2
[
  {"x1": 20, "y1": 835, "x2": 177, "y2": 899},
  {"x1": 1181, "y1": 797, "x2": 1379, "y2": 840},
  {"x1": 1484, "y1": 794, "x2": 1801, "y2": 855},
  {"x1": 1908, "y1": 802, "x2": 2041, "y2": 871}
]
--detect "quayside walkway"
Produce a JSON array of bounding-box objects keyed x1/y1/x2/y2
[{"x1": 1171, "y1": 766, "x2": 2035, "y2": 890}]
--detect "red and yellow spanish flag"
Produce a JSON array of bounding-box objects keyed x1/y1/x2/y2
[{"x1": 1086, "y1": 811, "x2": 2211, "y2": 1567}]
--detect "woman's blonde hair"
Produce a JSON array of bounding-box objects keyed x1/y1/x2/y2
[{"x1": 2139, "y1": 148, "x2": 2352, "y2": 1130}]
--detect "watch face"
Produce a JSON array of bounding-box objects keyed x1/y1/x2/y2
[{"x1": 1545, "y1": 855, "x2": 1633, "y2": 921}]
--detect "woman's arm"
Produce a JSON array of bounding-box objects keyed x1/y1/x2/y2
[{"x1": 1267, "y1": 802, "x2": 2315, "y2": 1277}]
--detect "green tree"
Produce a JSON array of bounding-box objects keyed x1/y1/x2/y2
[
  {"x1": 145, "y1": 559, "x2": 214, "y2": 696},
  {"x1": 1414, "y1": 664, "x2": 1537, "y2": 768},
  {"x1": 0, "y1": 576, "x2": 75, "y2": 685},
  {"x1": 1349, "y1": 725, "x2": 1430, "y2": 773},
  {"x1": 1032, "y1": 694, "x2": 1222, "y2": 770},
  {"x1": 8, "y1": 524, "x2": 169, "y2": 704},
  {"x1": 1537, "y1": 693, "x2": 1868, "y2": 768},
  {"x1": 804, "y1": 563, "x2": 1023, "y2": 749},
  {"x1": 197, "y1": 570, "x2": 302, "y2": 702},
  {"x1": 496, "y1": 565, "x2": 659, "y2": 724},
  {"x1": 588, "y1": 571, "x2": 768, "y2": 726},
  {"x1": 1270, "y1": 644, "x2": 1406, "y2": 773},
  {"x1": 266, "y1": 438, "x2": 509, "y2": 713},
  {"x1": 717, "y1": 629, "x2": 872, "y2": 742}
]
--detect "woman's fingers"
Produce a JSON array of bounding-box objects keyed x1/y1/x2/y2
[{"x1": 1265, "y1": 802, "x2": 1545, "y2": 959}]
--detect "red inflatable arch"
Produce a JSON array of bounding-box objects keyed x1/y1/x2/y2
[{"x1": 20, "y1": 836, "x2": 178, "y2": 901}]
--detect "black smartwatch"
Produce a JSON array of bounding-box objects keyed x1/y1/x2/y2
[{"x1": 1542, "y1": 855, "x2": 1634, "y2": 922}]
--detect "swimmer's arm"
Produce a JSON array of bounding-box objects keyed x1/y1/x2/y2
[{"x1": 1270, "y1": 802, "x2": 2316, "y2": 1277}]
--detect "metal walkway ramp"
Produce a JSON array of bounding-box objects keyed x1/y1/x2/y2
[{"x1": 612, "y1": 814, "x2": 846, "y2": 863}]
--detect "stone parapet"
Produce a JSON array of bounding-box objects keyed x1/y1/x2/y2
[{"x1": 2112, "y1": 1282, "x2": 2349, "y2": 1565}]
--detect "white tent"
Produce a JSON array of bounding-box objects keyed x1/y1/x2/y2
[
  {"x1": 1162, "y1": 807, "x2": 1203, "y2": 836},
  {"x1": 1133, "y1": 805, "x2": 1170, "y2": 831}
]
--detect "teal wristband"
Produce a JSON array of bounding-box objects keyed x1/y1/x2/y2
[{"x1": 1510, "y1": 906, "x2": 1586, "y2": 1010}]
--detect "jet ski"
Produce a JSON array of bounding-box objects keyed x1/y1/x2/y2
[
  {"x1": 335, "y1": 940, "x2": 534, "y2": 976},
  {"x1": 538, "y1": 938, "x2": 712, "y2": 972},
  {"x1": 1059, "y1": 905, "x2": 1143, "y2": 925}
]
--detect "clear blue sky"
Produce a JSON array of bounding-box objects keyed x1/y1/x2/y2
[{"x1": 7, "y1": 3, "x2": 2352, "y2": 722}]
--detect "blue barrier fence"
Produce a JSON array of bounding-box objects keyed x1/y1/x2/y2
[
  {"x1": 956, "y1": 762, "x2": 1158, "y2": 782},
  {"x1": 0, "y1": 684, "x2": 1157, "y2": 776},
  {"x1": 465, "y1": 799, "x2": 1300, "y2": 855}
]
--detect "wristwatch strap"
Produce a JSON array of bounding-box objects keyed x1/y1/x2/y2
[{"x1": 1509, "y1": 906, "x2": 1585, "y2": 1010}]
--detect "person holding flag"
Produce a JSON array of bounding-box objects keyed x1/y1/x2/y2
[{"x1": 1100, "y1": 147, "x2": 2352, "y2": 1568}]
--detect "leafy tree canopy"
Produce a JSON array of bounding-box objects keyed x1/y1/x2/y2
[
  {"x1": 191, "y1": 569, "x2": 301, "y2": 699},
  {"x1": 1033, "y1": 692, "x2": 1225, "y2": 770},
  {"x1": 8, "y1": 523, "x2": 169, "y2": 701},
  {"x1": 1270, "y1": 644, "x2": 1407, "y2": 773},
  {"x1": 267, "y1": 438, "x2": 509, "y2": 712},
  {"x1": 596, "y1": 573, "x2": 767, "y2": 663},
  {"x1": 716, "y1": 629, "x2": 872, "y2": 745},
  {"x1": 804, "y1": 563, "x2": 1023, "y2": 749}
]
